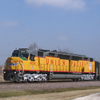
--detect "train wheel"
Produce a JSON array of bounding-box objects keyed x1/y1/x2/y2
[
  {"x1": 72, "y1": 79, "x2": 75, "y2": 81},
  {"x1": 13, "y1": 81, "x2": 20, "y2": 83},
  {"x1": 72, "y1": 79, "x2": 79, "y2": 81},
  {"x1": 76, "y1": 79, "x2": 79, "y2": 81}
]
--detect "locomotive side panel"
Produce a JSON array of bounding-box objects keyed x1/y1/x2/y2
[
  {"x1": 17, "y1": 56, "x2": 40, "y2": 71},
  {"x1": 70, "y1": 60, "x2": 83, "y2": 72},
  {"x1": 83, "y1": 61, "x2": 95, "y2": 73},
  {"x1": 39, "y1": 56, "x2": 69, "y2": 73},
  {"x1": 5, "y1": 56, "x2": 40, "y2": 71}
]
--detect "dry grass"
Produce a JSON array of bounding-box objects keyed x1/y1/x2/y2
[
  {"x1": 0, "y1": 86, "x2": 100, "y2": 98},
  {"x1": 0, "y1": 66, "x2": 4, "y2": 82}
]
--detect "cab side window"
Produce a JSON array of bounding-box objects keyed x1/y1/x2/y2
[{"x1": 30, "y1": 54, "x2": 35, "y2": 61}]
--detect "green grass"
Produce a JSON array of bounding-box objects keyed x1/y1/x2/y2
[{"x1": 0, "y1": 86, "x2": 100, "y2": 98}]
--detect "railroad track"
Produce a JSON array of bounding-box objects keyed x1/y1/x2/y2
[
  {"x1": 0, "y1": 81, "x2": 100, "y2": 91},
  {"x1": 0, "y1": 80, "x2": 98, "y2": 84}
]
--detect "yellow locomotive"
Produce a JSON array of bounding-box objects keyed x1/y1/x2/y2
[{"x1": 3, "y1": 48, "x2": 100, "y2": 82}]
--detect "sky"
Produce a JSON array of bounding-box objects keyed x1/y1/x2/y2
[{"x1": 0, "y1": 0, "x2": 100, "y2": 65}]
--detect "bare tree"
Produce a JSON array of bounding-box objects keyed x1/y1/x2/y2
[
  {"x1": 29, "y1": 42, "x2": 38, "y2": 52},
  {"x1": 29, "y1": 43, "x2": 72, "y2": 54}
]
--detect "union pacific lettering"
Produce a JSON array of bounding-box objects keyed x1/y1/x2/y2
[
  {"x1": 71, "y1": 61, "x2": 89, "y2": 67},
  {"x1": 46, "y1": 59, "x2": 66, "y2": 65}
]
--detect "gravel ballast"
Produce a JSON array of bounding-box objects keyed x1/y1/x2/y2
[{"x1": 0, "y1": 81, "x2": 100, "y2": 90}]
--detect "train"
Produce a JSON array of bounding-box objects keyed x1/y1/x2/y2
[{"x1": 3, "y1": 48, "x2": 100, "y2": 82}]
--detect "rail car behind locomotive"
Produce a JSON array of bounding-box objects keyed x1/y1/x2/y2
[{"x1": 3, "y1": 48, "x2": 100, "y2": 82}]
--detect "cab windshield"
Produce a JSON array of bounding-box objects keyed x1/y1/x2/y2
[{"x1": 12, "y1": 50, "x2": 29, "y2": 59}]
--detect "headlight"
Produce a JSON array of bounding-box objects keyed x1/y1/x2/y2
[
  {"x1": 14, "y1": 72, "x2": 16, "y2": 74},
  {"x1": 4, "y1": 71, "x2": 6, "y2": 74}
]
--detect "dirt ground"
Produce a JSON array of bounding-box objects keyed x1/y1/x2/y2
[{"x1": 0, "y1": 88, "x2": 100, "y2": 100}]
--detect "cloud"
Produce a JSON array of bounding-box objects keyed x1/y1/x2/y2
[
  {"x1": 25, "y1": 0, "x2": 86, "y2": 11},
  {"x1": 1, "y1": 21, "x2": 18, "y2": 27}
]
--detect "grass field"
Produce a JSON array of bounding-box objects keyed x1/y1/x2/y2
[{"x1": 0, "y1": 86, "x2": 100, "y2": 98}]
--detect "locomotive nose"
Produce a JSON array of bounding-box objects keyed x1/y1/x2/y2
[
  {"x1": 5, "y1": 57, "x2": 19, "y2": 70},
  {"x1": 6, "y1": 57, "x2": 12, "y2": 63}
]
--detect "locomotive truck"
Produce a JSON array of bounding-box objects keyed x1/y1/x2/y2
[{"x1": 3, "y1": 48, "x2": 100, "y2": 82}]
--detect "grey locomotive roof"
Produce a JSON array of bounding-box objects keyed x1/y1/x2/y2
[
  {"x1": 37, "y1": 49, "x2": 94, "y2": 61},
  {"x1": 18, "y1": 48, "x2": 94, "y2": 61},
  {"x1": 38, "y1": 49, "x2": 86, "y2": 57}
]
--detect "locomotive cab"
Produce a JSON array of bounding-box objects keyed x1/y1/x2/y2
[
  {"x1": 3, "y1": 48, "x2": 38, "y2": 82},
  {"x1": 12, "y1": 48, "x2": 36, "y2": 61},
  {"x1": 12, "y1": 48, "x2": 29, "y2": 60}
]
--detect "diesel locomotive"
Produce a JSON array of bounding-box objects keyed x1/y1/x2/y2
[{"x1": 3, "y1": 48, "x2": 100, "y2": 82}]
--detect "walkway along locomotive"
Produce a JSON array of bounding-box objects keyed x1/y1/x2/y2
[{"x1": 3, "y1": 48, "x2": 100, "y2": 82}]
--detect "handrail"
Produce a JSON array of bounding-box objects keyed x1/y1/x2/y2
[
  {"x1": 50, "y1": 65, "x2": 54, "y2": 79},
  {"x1": 18, "y1": 62, "x2": 24, "y2": 77}
]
